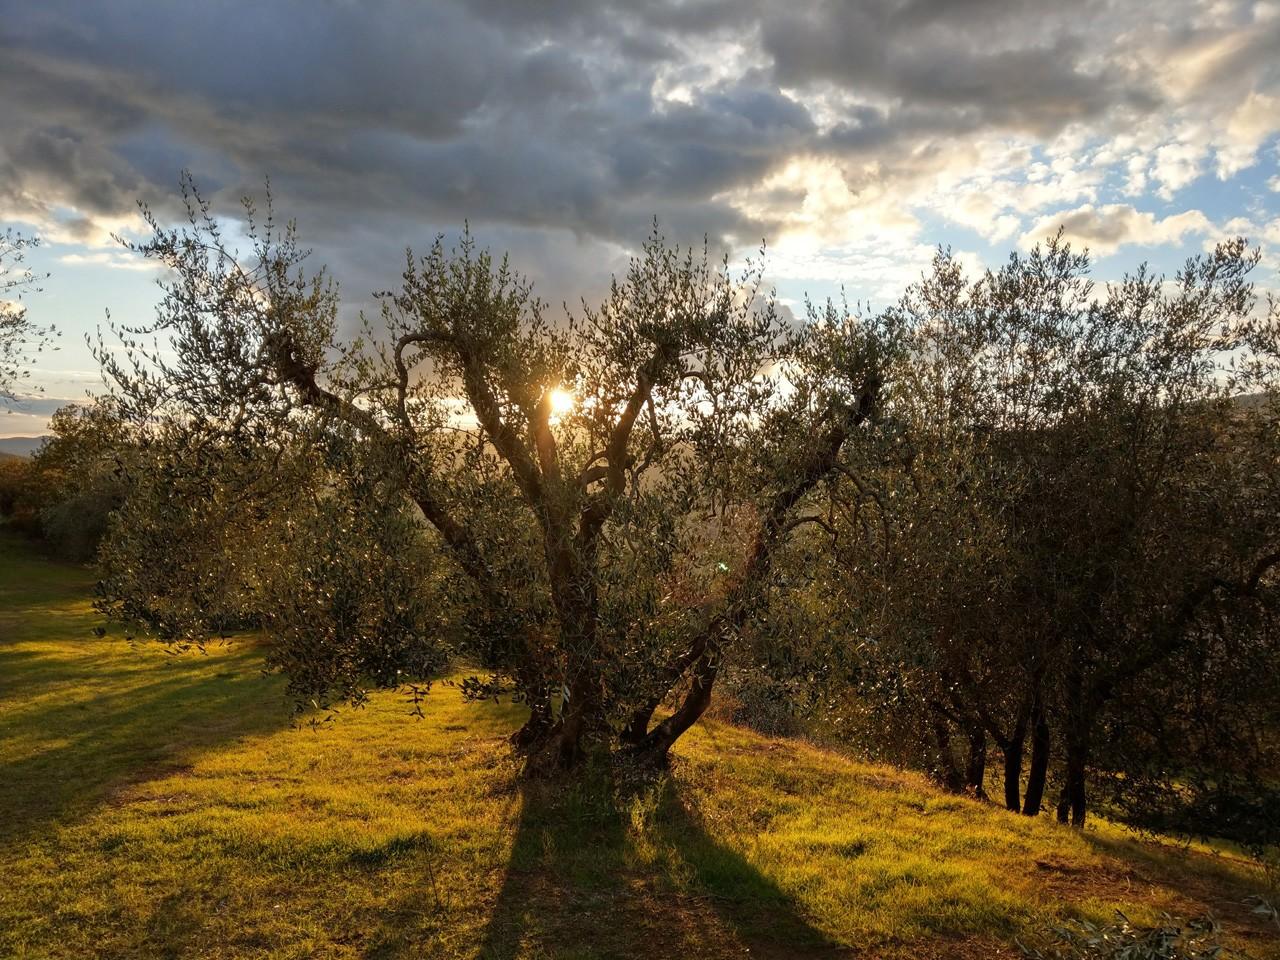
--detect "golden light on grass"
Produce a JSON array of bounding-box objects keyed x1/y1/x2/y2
[{"x1": 2, "y1": 532, "x2": 1275, "y2": 959}]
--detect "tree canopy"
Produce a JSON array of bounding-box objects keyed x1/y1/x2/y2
[
  {"x1": 0, "y1": 229, "x2": 55, "y2": 405},
  {"x1": 68, "y1": 179, "x2": 1280, "y2": 860},
  {"x1": 94, "y1": 180, "x2": 895, "y2": 771}
]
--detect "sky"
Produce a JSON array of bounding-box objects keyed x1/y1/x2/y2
[{"x1": 1, "y1": 0, "x2": 1278, "y2": 435}]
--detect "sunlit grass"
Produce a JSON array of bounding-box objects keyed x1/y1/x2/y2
[{"x1": 1, "y1": 528, "x2": 1275, "y2": 959}]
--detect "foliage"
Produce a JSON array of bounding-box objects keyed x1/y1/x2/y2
[
  {"x1": 254, "y1": 440, "x2": 455, "y2": 713},
  {"x1": 0, "y1": 399, "x2": 135, "y2": 559},
  {"x1": 31, "y1": 401, "x2": 134, "y2": 560},
  {"x1": 0, "y1": 456, "x2": 40, "y2": 535},
  {"x1": 811, "y1": 234, "x2": 1280, "y2": 830},
  {"x1": 93, "y1": 421, "x2": 456, "y2": 712},
  {"x1": 0, "y1": 229, "x2": 54, "y2": 404},
  {"x1": 95, "y1": 178, "x2": 895, "y2": 769}
]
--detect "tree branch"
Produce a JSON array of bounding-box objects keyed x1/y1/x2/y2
[
  {"x1": 531, "y1": 387, "x2": 562, "y2": 486},
  {"x1": 268, "y1": 330, "x2": 501, "y2": 602},
  {"x1": 631, "y1": 374, "x2": 883, "y2": 754},
  {"x1": 578, "y1": 339, "x2": 678, "y2": 541}
]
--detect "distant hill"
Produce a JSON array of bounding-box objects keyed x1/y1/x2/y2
[{"x1": 0, "y1": 436, "x2": 48, "y2": 458}]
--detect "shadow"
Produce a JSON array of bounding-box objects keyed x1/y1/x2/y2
[
  {"x1": 0, "y1": 649, "x2": 290, "y2": 848},
  {"x1": 453, "y1": 766, "x2": 857, "y2": 959},
  {"x1": 1079, "y1": 830, "x2": 1278, "y2": 940},
  {"x1": 0, "y1": 535, "x2": 294, "y2": 849}
]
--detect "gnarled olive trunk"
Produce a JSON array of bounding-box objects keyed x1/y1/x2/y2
[
  {"x1": 965, "y1": 726, "x2": 988, "y2": 798},
  {"x1": 1001, "y1": 710, "x2": 1028, "y2": 812},
  {"x1": 627, "y1": 642, "x2": 721, "y2": 767},
  {"x1": 622, "y1": 393, "x2": 879, "y2": 768},
  {"x1": 932, "y1": 711, "x2": 965, "y2": 792},
  {"x1": 1022, "y1": 698, "x2": 1050, "y2": 816},
  {"x1": 1056, "y1": 663, "x2": 1089, "y2": 827},
  {"x1": 510, "y1": 697, "x2": 554, "y2": 749},
  {"x1": 521, "y1": 534, "x2": 610, "y2": 773},
  {"x1": 1056, "y1": 734, "x2": 1088, "y2": 827}
]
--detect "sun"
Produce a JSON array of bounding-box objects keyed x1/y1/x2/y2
[{"x1": 548, "y1": 387, "x2": 575, "y2": 417}]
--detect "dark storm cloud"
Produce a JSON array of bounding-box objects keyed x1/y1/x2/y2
[
  {"x1": 760, "y1": 0, "x2": 1160, "y2": 135},
  {"x1": 0, "y1": 0, "x2": 1273, "y2": 303},
  {"x1": 6, "y1": 2, "x2": 500, "y2": 137}
]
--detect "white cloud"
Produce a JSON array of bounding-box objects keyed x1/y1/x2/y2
[
  {"x1": 1020, "y1": 203, "x2": 1213, "y2": 255},
  {"x1": 1123, "y1": 154, "x2": 1149, "y2": 196},
  {"x1": 1215, "y1": 91, "x2": 1280, "y2": 178},
  {"x1": 1215, "y1": 215, "x2": 1280, "y2": 247},
  {"x1": 1153, "y1": 141, "x2": 1206, "y2": 199},
  {"x1": 720, "y1": 155, "x2": 923, "y2": 253},
  {"x1": 764, "y1": 239, "x2": 950, "y2": 305},
  {"x1": 58, "y1": 251, "x2": 158, "y2": 271}
]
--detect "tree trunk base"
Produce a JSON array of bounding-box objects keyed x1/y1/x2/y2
[
  {"x1": 1022, "y1": 705, "x2": 1049, "y2": 816},
  {"x1": 509, "y1": 707, "x2": 554, "y2": 750}
]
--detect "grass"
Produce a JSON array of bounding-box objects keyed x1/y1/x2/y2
[{"x1": 1, "y1": 528, "x2": 1277, "y2": 959}]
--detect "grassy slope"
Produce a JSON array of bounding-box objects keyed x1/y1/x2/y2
[{"x1": 1, "y1": 531, "x2": 1276, "y2": 960}]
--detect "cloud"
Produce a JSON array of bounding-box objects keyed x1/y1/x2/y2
[
  {"x1": 0, "y1": 393, "x2": 75, "y2": 436},
  {"x1": 1216, "y1": 215, "x2": 1280, "y2": 247},
  {"x1": 1152, "y1": 142, "x2": 1206, "y2": 199},
  {"x1": 0, "y1": 0, "x2": 1274, "y2": 306},
  {"x1": 58, "y1": 251, "x2": 158, "y2": 272},
  {"x1": 1020, "y1": 203, "x2": 1213, "y2": 255},
  {"x1": 1216, "y1": 91, "x2": 1280, "y2": 178},
  {"x1": 0, "y1": 392, "x2": 80, "y2": 418}
]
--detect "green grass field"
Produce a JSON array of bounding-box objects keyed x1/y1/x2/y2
[{"x1": 1, "y1": 529, "x2": 1276, "y2": 959}]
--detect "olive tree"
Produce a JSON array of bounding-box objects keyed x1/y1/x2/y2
[
  {"x1": 1010, "y1": 242, "x2": 1280, "y2": 828},
  {"x1": 97, "y1": 179, "x2": 893, "y2": 771},
  {"x1": 0, "y1": 229, "x2": 54, "y2": 404},
  {"x1": 29, "y1": 401, "x2": 134, "y2": 560},
  {"x1": 824, "y1": 235, "x2": 1280, "y2": 827},
  {"x1": 97, "y1": 422, "x2": 455, "y2": 713},
  {"x1": 817, "y1": 246, "x2": 1048, "y2": 806}
]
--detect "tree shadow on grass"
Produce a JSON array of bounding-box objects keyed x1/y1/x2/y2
[
  {"x1": 1078, "y1": 830, "x2": 1278, "y2": 943},
  {"x1": 0, "y1": 640, "x2": 291, "y2": 850},
  {"x1": 460, "y1": 766, "x2": 856, "y2": 960},
  {"x1": 0, "y1": 529, "x2": 295, "y2": 848}
]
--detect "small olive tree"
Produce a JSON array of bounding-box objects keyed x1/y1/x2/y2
[
  {"x1": 29, "y1": 401, "x2": 134, "y2": 560},
  {"x1": 0, "y1": 229, "x2": 54, "y2": 404},
  {"x1": 97, "y1": 178, "x2": 894, "y2": 771}
]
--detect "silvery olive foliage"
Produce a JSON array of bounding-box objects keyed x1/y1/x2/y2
[
  {"x1": 32, "y1": 400, "x2": 133, "y2": 561},
  {"x1": 0, "y1": 399, "x2": 136, "y2": 560},
  {"x1": 94, "y1": 177, "x2": 895, "y2": 769},
  {"x1": 95, "y1": 415, "x2": 454, "y2": 716}
]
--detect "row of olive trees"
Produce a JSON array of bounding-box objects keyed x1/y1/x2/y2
[
  {"x1": 63, "y1": 181, "x2": 1280, "y2": 852},
  {"x1": 752, "y1": 237, "x2": 1280, "y2": 841},
  {"x1": 0, "y1": 402, "x2": 131, "y2": 559}
]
